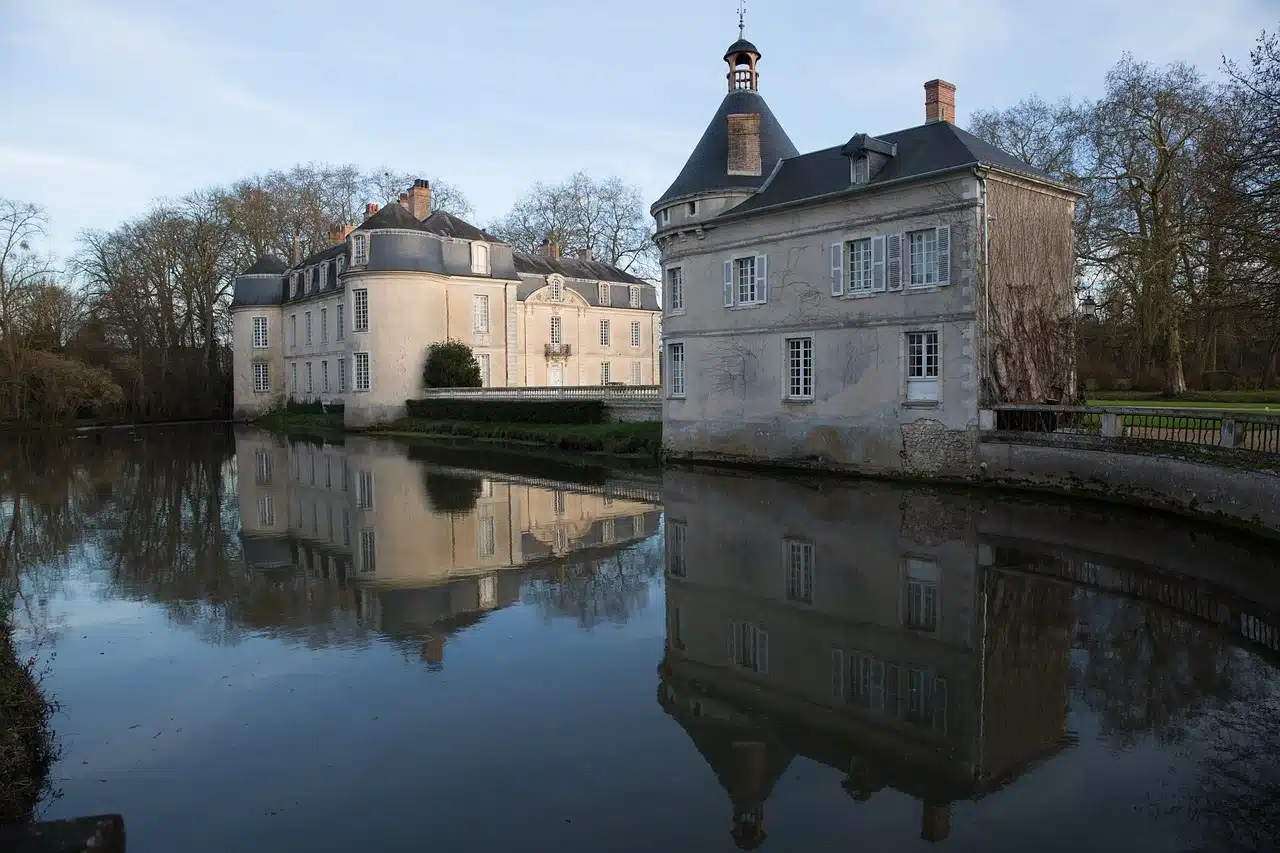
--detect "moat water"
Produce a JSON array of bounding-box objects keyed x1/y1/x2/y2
[{"x1": 6, "y1": 424, "x2": 1279, "y2": 852}]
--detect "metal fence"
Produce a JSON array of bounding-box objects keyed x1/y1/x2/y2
[
  {"x1": 416, "y1": 385, "x2": 661, "y2": 402},
  {"x1": 989, "y1": 404, "x2": 1280, "y2": 455}
]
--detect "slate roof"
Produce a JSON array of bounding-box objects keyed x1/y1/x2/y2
[
  {"x1": 238, "y1": 255, "x2": 288, "y2": 276},
  {"x1": 289, "y1": 241, "x2": 347, "y2": 272},
  {"x1": 724, "y1": 38, "x2": 760, "y2": 58},
  {"x1": 514, "y1": 266, "x2": 659, "y2": 311},
  {"x1": 512, "y1": 251, "x2": 648, "y2": 285},
  {"x1": 654, "y1": 89, "x2": 799, "y2": 207},
  {"x1": 354, "y1": 202, "x2": 425, "y2": 232},
  {"x1": 420, "y1": 210, "x2": 502, "y2": 243},
  {"x1": 725, "y1": 121, "x2": 1076, "y2": 218}
]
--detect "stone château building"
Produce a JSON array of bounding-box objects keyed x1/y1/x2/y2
[
  {"x1": 653, "y1": 33, "x2": 1082, "y2": 475},
  {"x1": 231, "y1": 181, "x2": 661, "y2": 426}
]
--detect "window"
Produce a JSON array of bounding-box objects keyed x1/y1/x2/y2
[
  {"x1": 906, "y1": 331, "x2": 940, "y2": 401},
  {"x1": 598, "y1": 283, "x2": 611, "y2": 306},
  {"x1": 305, "y1": 361, "x2": 313, "y2": 393},
  {"x1": 785, "y1": 336, "x2": 813, "y2": 400},
  {"x1": 352, "y1": 233, "x2": 368, "y2": 266},
  {"x1": 319, "y1": 262, "x2": 328, "y2": 289},
  {"x1": 252, "y1": 316, "x2": 268, "y2": 348},
  {"x1": 255, "y1": 450, "x2": 272, "y2": 485},
  {"x1": 479, "y1": 575, "x2": 497, "y2": 607},
  {"x1": 667, "y1": 267, "x2": 684, "y2": 311},
  {"x1": 336, "y1": 304, "x2": 345, "y2": 341},
  {"x1": 736, "y1": 256, "x2": 757, "y2": 304},
  {"x1": 553, "y1": 491, "x2": 565, "y2": 516},
  {"x1": 550, "y1": 315, "x2": 562, "y2": 345},
  {"x1": 325, "y1": 457, "x2": 332, "y2": 488},
  {"x1": 785, "y1": 539, "x2": 815, "y2": 604},
  {"x1": 290, "y1": 274, "x2": 299, "y2": 298},
  {"x1": 686, "y1": 201, "x2": 697, "y2": 216},
  {"x1": 478, "y1": 352, "x2": 491, "y2": 387},
  {"x1": 849, "y1": 238, "x2": 873, "y2": 294},
  {"x1": 852, "y1": 154, "x2": 869, "y2": 185},
  {"x1": 354, "y1": 352, "x2": 371, "y2": 391},
  {"x1": 850, "y1": 652, "x2": 887, "y2": 712},
  {"x1": 478, "y1": 514, "x2": 496, "y2": 557},
  {"x1": 667, "y1": 520, "x2": 687, "y2": 577},
  {"x1": 549, "y1": 277, "x2": 563, "y2": 301},
  {"x1": 660, "y1": 208, "x2": 670, "y2": 226},
  {"x1": 725, "y1": 255, "x2": 768, "y2": 306},
  {"x1": 629, "y1": 285, "x2": 640, "y2": 308},
  {"x1": 357, "y1": 470, "x2": 374, "y2": 510},
  {"x1": 289, "y1": 314, "x2": 297, "y2": 347},
  {"x1": 907, "y1": 227, "x2": 951, "y2": 287},
  {"x1": 337, "y1": 256, "x2": 345, "y2": 276},
  {"x1": 599, "y1": 319, "x2": 611, "y2": 347},
  {"x1": 600, "y1": 361, "x2": 611, "y2": 385},
  {"x1": 630, "y1": 361, "x2": 641, "y2": 385},
  {"x1": 258, "y1": 495, "x2": 275, "y2": 528},
  {"x1": 728, "y1": 621, "x2": 768, "y2": 674},
  {"x1": 668, "y1": 343, "x2": 685, "y2": 397},
  {"x1": 671, "y1": 606, "x2": 684, "y2": 649},
  {"x1": 473, "y1": 294, "x2": 490, "y2": 333},
  {"x1": 904, "y1": 557, "x2": 939, "y2": 632},
  {"x1": 321, "y1": 360, "x2": 329, "y2": 392},
  {"x1": 320, "y1": 307, "x2": 327, "y2": 344},
  {"x1": 305, "y1": 268, "x2": 312, "y2": 294},
  {"x1": 305, "y1": 311, "x2": 312, "y2": 345},
  {"x1": 290, "y1": 362, "x2": 297, "y2": 392},
  {"x1": 601, "y1": 518, "x2": 615, "y2": 544},
  {"x1": 343, "y1": 511, "x2": 351, "y2": 546},
  {"x1": 471, "y1": 243, "x2": 490, "y2": 275},
  {"x1": 906, "y1": 669, "x2": 948, "y2": 731},
  {"x1": 353, "y1": 289, "x2": 368, "y2": 331},
  {"x1": 552, "y1": 527, "x2": 568, "y2": 552},
  {"x1": 252, "y1": 362, "x2": 270, "y2": 392},
  {"x1": 337, "y1": 358, "x2": 346, "y2": 392},
  {"x1": 630, "y1": 321, "x2": 641, "y2": 348},
  {"x1": 360, "y1": 529, "x2": 376, "y2": 573}
]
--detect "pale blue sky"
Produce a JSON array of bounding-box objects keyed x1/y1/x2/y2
[{"x1": 1, "y1": 0, "x2": 1274, "y2": 258}]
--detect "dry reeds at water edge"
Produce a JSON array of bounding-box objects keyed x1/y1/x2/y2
[{"x1": 0, "y1": 602, "x2": 59, "y2": 824}]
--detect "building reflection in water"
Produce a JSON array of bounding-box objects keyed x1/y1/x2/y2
[
  {"x1": 234, "y1": 427, "x2": 661, "y2": 665},
  {"x1": 658, "y1": 468, "x2": 1078, "y2": 848}
]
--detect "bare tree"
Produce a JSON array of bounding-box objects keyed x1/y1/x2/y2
[{"x1": 0, "y1": 200, "x2": 56, "y2": 417}]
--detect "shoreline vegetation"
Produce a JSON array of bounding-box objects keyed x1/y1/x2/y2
[{"x1": 0, "y1": 601, "x2": 58, "y2": 824}]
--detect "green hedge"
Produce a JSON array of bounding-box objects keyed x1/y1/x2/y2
[
  {"x1": 286, "y1": 399, "x2": 345, "y2": 415},
  {"x1": 404, "y1": 398, "x2": 606, "y2": 424}
]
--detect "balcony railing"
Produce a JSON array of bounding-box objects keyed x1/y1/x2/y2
[
  {"x1": 544, "y1": 343, "x2": 572, "y2": 358},
  {"x1": 417, "y1": 385, "x2": 661, "y2": 402},
  {"x1": 986, "y1": 404, "x2": 1280, "y2": 455}
]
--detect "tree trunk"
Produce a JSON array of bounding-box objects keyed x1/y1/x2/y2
[{"x1": 1165, "y1": 323, "x2": 1187, "y2": 395}]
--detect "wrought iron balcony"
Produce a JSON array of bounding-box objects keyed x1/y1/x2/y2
[{"x1": 544, "y1": 343, "x2": 572, "y2": 358}]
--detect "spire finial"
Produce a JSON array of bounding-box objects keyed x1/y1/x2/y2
[{"x1": 738, "y1": 0, "x2": 746, "y2": 38}]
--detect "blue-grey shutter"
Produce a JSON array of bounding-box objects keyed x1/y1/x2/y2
[
  {"x1": 727, "y1": 621, "x2": 737, "y2": 664},
  {"x1": 872, "y1": 236, "x2": 887, "y2": 292},
  {"x1": 755, "y1": 254, "x2": 768, "y2": 303},
  {"x1": 830, "y1": 243, "x2": 844, "y2": 295},
  {"x1": 887, "y1": 233, "x2": 903, "y2": 291},
  {"x1": 935, "y1": 225, "x2": 951, "y2": 285},
  {"x1": 723, "y1": 261, "x2": 734, "y2": 307}
]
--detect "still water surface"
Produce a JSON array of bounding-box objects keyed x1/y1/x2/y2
[{"x1": 8, "y1": 425, "x2": 1280, "y2": 852}]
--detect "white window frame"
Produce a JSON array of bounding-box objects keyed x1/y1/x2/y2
[
  {"x1": 852, "y1": 154, "x2": 870, "y2": 185},
  {"x1": 353, "y1": 289, "x2": 369, "y2": 332},
  {"x1": 686, "y1": 201, "x2": 698, "y2": 216},
  {"x1": 337, "y1": 358, "x2": 346, "y2": 392},
  {"x1": 849, "y1": 238, "x2": 874, "y2": 294},
  {"x1": 728, "y1": 621, "x2": 769, "y2": 675},
  {"x1": 478, "y1": 352, "x2": 491, "y2": 387},
  {"x1": 666, "y1": 519, "x2": 688, "y2": 577},
  {"x1": 336, "y1": 303, "x2": 345, "y2": 341},
  {"x1": 550, "y1": 314, "x2": 562, "y2": 345},
  {"x1": 304, "y1": 311, "x2": 312, "y2": 346},
  {"x1": 630, "y1": 360, "x2": 641, "y2": 385},
  {"x1": 629, "y1": 285, "x2": 640, "y2": 308},
  {"x1": 904, "y1": 557, "x2": 939, "y2": 633},
  {"x1": 258, "y1": 494, "x2": 275, "y2": 528},
  {"x1": 255, "y1": 450, "x2": 272, "y2": 485},
  {"x1": 599, "y1": 319, "x2": 611, "y2": 347},
  {"x1": 660, "y1": 208, "x2": 670, "y2": 226},
  {"x1": 471, "y1": 242, "x2": 491, "y2": 275},
  {"x1": 354, "y1": 351, "x2": 371, "y2": 392},
  {"x1": 290, "y1": 274, "x2": 299, "y2": 298},
  {"x1": 357, "y1": 469, "x2": 375, "y2": 511},
  {"x1": 252, "y1": 362, "x2": 270, "y2": 393},
  {"x1": 359, "y1": 529, "x2": 376, "y2": 573},
  {"x1": 630, "y1": 321, "x2": 641, "y2": 348},
  {"x1": 724, "y1": 254, "x2": 768, "y2": 307},
  {"x1": 251, "y1": 316, "x2": 269, "y2": 349},
  {"x1": 785, "y1": 539, "x2": 815, "y2": 604},
  {"x1": 321, "y1": 359, "x2": 329, "y2": 393},
  {"x1": 289, "y1": 314, "x2": 297, "y2": 348},
  {"x1": 668, "y1": 342, "x2": 686, "y2": 397},
  {"x1": 549, "y1": 276, "x2": 563, "y2": 301},
  {"x1": 667, "y1": 266, "x2": 684, "y2": 312},
  {"x1": 320, "y1": 307, "x2": 327, "y2": 344},
  {"x1": 319, "y1": 262, "x2": 328, "y2": 289},
  {"x1": 906, "y1": 226, "x2": 950, "y2": 289},
  {"x1": 478, "y1": 514, "x2": 497, "y2": 558},
  {"x1": 473, "y1": 293, "x2": 490, "y2": 334},
  {"x1": 784, "y1": 336, "x2": 814, "y2": 401},
  {"x1": 290, "y1": 361, "x2": 297, "y2": 393},
  {"x1": 598, "y1": 283, "x2": 611, "y2": 306},
  {"x1": 337, "y1": 256, "x2": 345, "y2": 276},
  {"x1": 305, "y1": 361, "x2": 313, "y2": 394},
  {"x1": 352, "y1": 233, "x2": 368, "y2": 266},
  {"x1": 600, "y1": 361, "x2": 611, "y2": 385},
  {"x1": 906, "y1": 330, "x2": 940, "y2": 402}
]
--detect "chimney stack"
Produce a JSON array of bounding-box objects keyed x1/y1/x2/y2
[
  {"x1": 726, "y1": 113, "x2": 762, "y2": 176},
  {"x1": 328, "y1": 224, "x2": 358, "y2": 245},
  {"x1": 924, "y1": 79, "x2": 956, "y2": 124},
  {"x1": 398, "y1": 191, "x2": 410, "y2": 208},
  {"x1": 364, "y1": 202, "x2": 380, "y2": 219},
  {"x1": 291, "y1": 234, "x2": 302, "y2": 265},
  {"x1": 539, "y1": 238, "x2": 561, "y2": 261},
  {"x1": 408, "y1": 179, "x2": 433, "y2": 219},
  {"x1": 577, "y1": 247, "x2": 593, "y2": 262}
]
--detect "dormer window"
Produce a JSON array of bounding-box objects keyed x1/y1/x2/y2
[
  {"x1": 549, "y1": 276, "x2": 563, "y2": 301},
  {"x1": 352, "y1": 233, "x2": 368, "y2": 266},
  {"x1": 599, "y1": 283, "x2": 611, "y2": 306},
  {"x1": 660, "y1": 208, "x2": 670, "y2": 226},
  {"x1": 629, "y1": 285, "x2": 640, "y2": 308},
  {"x1": 319, "y1": 262, "x2": 328, "y2": 290},
  {"x1": 337, "y1": 256, "x2": 345, "y2": 276},
  {"x1": 686, "y1": 201, "x2": 697, "y2": 216},
  {"x1": 290, "y1": 274, "x2": 299, "y2": 298},
  {"x1": 852, "y1": 155, "x2": 870, "y2": 185},
  {"x1": 471, "y1": 242, "x2": 491, "y2": 275}
]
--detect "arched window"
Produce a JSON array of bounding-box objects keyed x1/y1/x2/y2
[
  {"x1": 629, "y1": 285, "x2": 641, "y2": 308},
  {"x1": 549, "y1": 276, "x2": 563, "y2": 301},
  {"x1": 472, "y1": 242, "x2": 491, "y2": 275},
  {"x1": 352, "y1": 234, "x2": 369, "y2": 266},
  {"x1": 598, "y1": 283, "x2": 611, "y2": 306}
]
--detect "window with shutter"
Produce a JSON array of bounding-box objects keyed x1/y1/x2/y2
[
  {"x1": 830, "y1": 243, "x2": 844, "y2": 295},
  {"x1": 887, "y1": 234, "x2": 903, "y2": 291},
  {"x1": 872, "y1": 235, "x2": 887, "y2": 292},
  {"x1": 723, "y1": 261, "x2": 734, "y2": 307},
  {"x1": 849, "y1": 238, "x2": 873, "y2": 294},
  {"x1": 935, "y1": 225, "x2": 951, "y2": 285},
  {"x1": 755, "y1": 254, "x2": 768, "y2": 303}
]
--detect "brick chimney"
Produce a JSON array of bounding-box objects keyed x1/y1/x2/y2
[
  {"x1": 539, "y1": 238, "x2": 561, "y2": 261},
  {"x1": 364, "y1": 202, "x2": 380, "y2": 219},
  {"x1": 408, "y1": 179, "x2": 433, "y2": 219},
  {"x1": 577, "y1": 247, "x2": 593, "y2": 262},
  {"x1": 328, "y1": 224, "x2": 356, "y2": 245},
  {"x1": 398, "y1": 191, "x2": 409, "y2": 208},
  {"x1": 924, "y1": 79, "x2": 956, "y2": 124},
  {"x1": 727, "y1": 113, "x2": 762, "y2": 176}
]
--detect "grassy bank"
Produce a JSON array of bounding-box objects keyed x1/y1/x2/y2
[
  {"x1": 1087, "y1": 390, "x2": 1280, "y2": 405},
  {"x1": 252, "y1": 410, "x2": 345, "y2": 439},
  {"x1": 0, "y1": 600, "x2": 57, "y2": 823}
]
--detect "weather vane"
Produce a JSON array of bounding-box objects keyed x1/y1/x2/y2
[{"x1": 738, "y1": 0, "x2": 746, "y2": 38}]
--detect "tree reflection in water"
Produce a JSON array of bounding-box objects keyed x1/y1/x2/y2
[{"x1": 523, "y1": 543, "x2": 663, "y2": 631}]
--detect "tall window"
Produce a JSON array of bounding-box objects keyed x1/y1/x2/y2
[
  {"x1": 852, "y1": 154, "x2": 870, "y2": 185},
  {"x1": 904, "y1": 557, "x2": 939, "y2": 632},
  {"x1": 669, "y1": 343, "x2": 685, "y2": 396},
  {"x1": 550, "y1": 315, "x2": 562, "y2": 345},
  {"x1": 478, "y1": 514, "x2": 496, "y2": 558},
  {"x1": 357, "y1": 470, "x2": 374, "y2": 510},
  {"x1": 305, "y1": 311, "x2": 312, "y2": 345},
  {"x1": 906, "y1": 669, "x2": 948, "y2": 732},
  {"x1": 601, "y1": 518, "x2": 615, "y2": 544},
  {"x1": 667, "y1": 267, "x2": 684, "y2": 311},
  {"x1": 353, "y1": 289, "x2": 369, "y2": 331},
  {"x1": 354, "y1": 352, "x2": 371, "y2": 391},
  {"x1": 255, "y1": 449, "x2": 272, "y2": 485},
  {"x1": 319, "y1": 262, "x2": 328, "y2": 289},
  {"x1": 473, "y1": 294, "x2": 490, "y2": 333},
  {"x1": 258, "y1": 495, "x2": 275, "y2": 528},
  {"x1": 337, "y1": 358, "x2": 346, "y2": 392},
  {"x1": 252, "y1": 316, "x2": 268, "y2": 348},
  {"x1": 306, "y1": 361, "x2": 313, "y2": 393},
  {"x1": 630, "y1": 321, "x2": 641, "y2": 348},
  {"x1": 478, "y1": 352, "x2": 491, "y2": 387},
  {"x1": 599, "y1": 319, "x2": 611, "y2": 347},
  {"x1": 666, "y1": 519, "x2": 687, "y2": 577},
  {"x1": 598, "y1": 283, "x2": 611, "y2": 306},
  {"x1": 253, "y1": 362, "x2": 269, "y2": 393},
  {"x1": 290, "y1": 274, "x2": 299, "y2": 298},
  {"x1": 321, "y1": 360, "x2": 329, "y2": 392},
  {"x1": 600, "y1": 361, "x2": 611, "y2": 385},
  {"x1": 360, "y1": 529, "x2": 376, "y2": 572},
  {"x1": 553, "y1": 491, "x2": 565, "y2": 516},
  {"x1": 908, "y1": 229, "x2": 938, "y2": 286},
  {"x1": 630, "y1": 361, "x2": 641, "y2": 385},
  {"x1": 290, "y1": 362, "x2": 297, "y2": 392},
  {"x1": 728, "y1": 621, "x2": 768, "y2": 674},
  {"x1": 549, "y1": 278, "x2": 563, "y2": 301},
  {"x1": 906, "y1": 331, "x2": 939, "y2": 401},
  {"x1": 471, "y1": 242, "x2": 490, "y2": 275},
  {"x1": 785, "y1": 337, "x2": 813, "y2": 400},
  {"x1": 290, "y1": 314, "x2": 297, "y2": 347},
  {"x1": 352, "y1": 234, "x2": 368, "y2": 266},
  {"x1": 849, "y1": 238, "x2": 873, "y2": 294},
  {"x1": 336, "y1": 304, "x2": 345, "y2": 341},
  {"x1": 629, "y1": 285, "x2": 640, "y2": 308},
  {"x1": 785, "y1": 539, "x2": 815, "y2": 604},
  {"x1": 320, "y1": 307, "x2": 327, "y2": 344}
]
